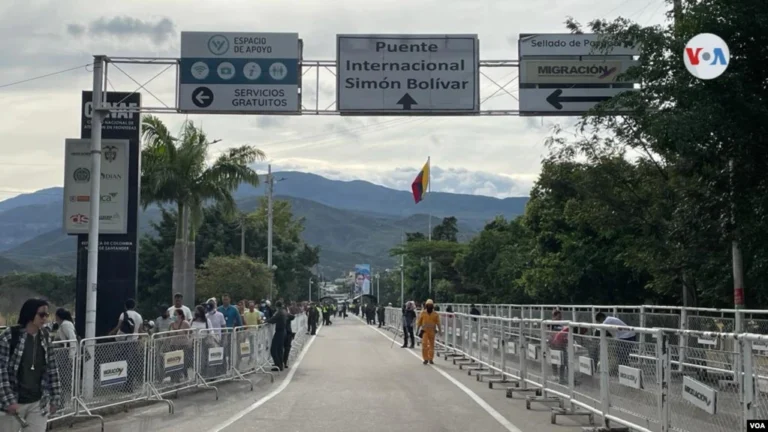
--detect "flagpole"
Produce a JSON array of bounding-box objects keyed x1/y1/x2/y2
[{"x1": 427, "y1": 156, "x2": 432, "y2": 298}]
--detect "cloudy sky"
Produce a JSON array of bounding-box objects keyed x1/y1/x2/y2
[{"x1": 0, "y1": 0, "x2": 667, "y2": 201}]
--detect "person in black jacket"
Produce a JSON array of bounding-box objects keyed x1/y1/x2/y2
[
  {"x1": 267, "y1": 301, "x2": 288, "y2": 371},
  {"x1": 377, "y1": 304, "x2": 386, "y2": 328},
  {"x1": 307, "y1": 303, "x2": 319, "y2": 336},
  {"x1": 283, "y1": 303, "x2": 298, "y2": 369},
  {"x1": 401, "y1": 301, "x2": 416, "y2": 348}
]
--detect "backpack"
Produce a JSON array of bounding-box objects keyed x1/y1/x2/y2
[{"x1": 119, "y1": 310, "x2": 136, "y2": 334}]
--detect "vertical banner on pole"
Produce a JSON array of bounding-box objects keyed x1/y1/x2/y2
[
  {"x1": 74, "y1": 91, "x2": 141, "y2": 338},
  {"x1": 354, "y1": 264, "x2": 371, "y2": 297}
]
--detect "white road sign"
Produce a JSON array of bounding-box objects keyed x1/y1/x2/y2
[
  {"x1": 519, "y1": 33, "x2": 640, "y2": 57},
  {"x1": 336, "y1": 34, "x2": 480, "y2": 114},
  {"x1": 63, "y1": 139, "x2": 130, "y2": 235},
  {"x1": 520, "y1": 59, "x2": 638, "y2": 84},
  {"x1": 179, "y1": 32, "x2": 300, "y2": 113},
  {"x1": 519, "y1": 87, "x2": 634, "y2": 115}
]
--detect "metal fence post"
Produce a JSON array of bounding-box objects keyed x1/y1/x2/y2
[
  {"x1": 742, "y1": 337, "x2": 755, "y2": 432},
  {"x1": 599, "y1": 330, "x2": 610, "y2": 428}
]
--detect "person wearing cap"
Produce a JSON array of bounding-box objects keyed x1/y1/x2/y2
[
  {"x1": 167, "y1": 293, "x2": 192, "y2": 323},
  {"x1": 415, "y1": 299, "x2": 441, "y2": 365}
]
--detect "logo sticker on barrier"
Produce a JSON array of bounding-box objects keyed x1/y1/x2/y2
[
  {"x1": 208, "y1": 347, "x2": 224, "y2": 366},
  {"x1": 618, "y1": 365, "x2": 643, "y2": 389},
  {"x1": 492, "y1": 337, "x2": 499, "y2": 349},
  {"x1": 507, "y1": 341, "x2": 516, "y2": 355},
  {"x1": 527, "y1": 343, "x2": 538, "y2": 360},
  {"x1": 472, "y1": 333, "x2": 477, "y2": 343},
  {"x1": 448, "y1": 327, "x2": 452, "y2": 335},
  {"x1": 682, "y1": 375, "x2": 717, "y2": 415},
  {"x1": 99, "y1": 360, "x2": 128, "y2": 387},
  {"x1": 579, "y1": 356, "x2": 593, "y2": 376},
  {"x1": 697, "y1": 336, "x2": 717, "y2": 346},
  {"x1": 464, "y1": 330, "x2": 469, "y2": 339},
  {"x1": 240, "y1": 341, "x2": 251, "y2": 358},
  {"x1": 549, "y1": 349, "x2": 562, "y2": 366},
  {"x1": 164, "y1": 350, "x2": 185, "y2": 373}
]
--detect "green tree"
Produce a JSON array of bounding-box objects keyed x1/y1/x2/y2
[
  {"x1": 196, "y1": 255, "x2": 272, "y2": 304},
  {"x1": 140, "y1": 116, "x2": 265, "y2": 306}
]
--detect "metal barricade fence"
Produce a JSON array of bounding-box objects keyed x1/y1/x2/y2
[
  {"x1": 40, "y1": 319, "x2": 316, "y2": 427},
  {"x1": 148, "y1": 329, "x2": 198, "y2": 398},
  {"x1": 385, "y1": 308, "x2": 767, "y2": 432}
]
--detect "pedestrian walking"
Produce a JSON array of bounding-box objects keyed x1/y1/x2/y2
[
  {"x1": 267, "y1": 301, "x2": 289, "y2": 371},
  {"x1": 415, "y1": 299, "x2": 441, "y2": 364},
  {"x1": 401, "y1": 301, "x2": 416, "y2": 349},
  {"x1": 0, "y1": 298, "x2": 62, "y2": 432}
]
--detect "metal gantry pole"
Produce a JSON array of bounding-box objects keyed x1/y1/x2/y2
[
  {"x1": 83, "y1": 54, "x2": 106, "y2": 399},
  {"x1": 267, "y1": 164, "x2": 273, "y2": 301}
]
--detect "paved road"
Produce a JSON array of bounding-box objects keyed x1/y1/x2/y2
[{"x1": 66, "y1": 316, "x2": 594, "y2": 432}]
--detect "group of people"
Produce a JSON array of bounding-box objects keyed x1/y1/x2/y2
[{"x1": 361, "y1": 303, "x2": 388, "y2": 327}]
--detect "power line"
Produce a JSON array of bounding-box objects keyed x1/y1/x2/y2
[{"x1": 0, "y1": 63, "x2": 93, "y2": 90}]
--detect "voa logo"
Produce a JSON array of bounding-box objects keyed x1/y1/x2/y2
[
  {"x1": 684, "y1": 33, "x2": 730, "y2": 80},
  {"x1": 83, "y1": 101, "x2": 138, "y2": 120}
]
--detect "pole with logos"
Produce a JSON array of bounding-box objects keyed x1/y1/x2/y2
[{"x1": 83, "y1": 55, "x2": 106, "y2": 398}]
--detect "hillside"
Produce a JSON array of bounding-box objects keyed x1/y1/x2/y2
[
  {"x1": 0, "y1": 171, "x2": 526, "y2": 276},
  {"x1": 0, "y1": 195, "x2": 479, "y2": 277}
]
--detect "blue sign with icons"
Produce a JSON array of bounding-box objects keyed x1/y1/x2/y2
[
  {"x1": 178, "y1": 32, "x2": 301, "y2": 113},
  {"x1": 179, "y1": 58, "x2": 299, "y2": 85}
]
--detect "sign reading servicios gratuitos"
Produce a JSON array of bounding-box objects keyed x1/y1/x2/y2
[
  {"x1": 179, "y1": 32, "x2": 300, "y2": 113},
  {"x1": 336, "y1": 34, "x2": 479, "y2": 114}
]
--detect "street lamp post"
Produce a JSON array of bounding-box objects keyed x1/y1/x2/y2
[
  {"x1": 309, "y1": 278, "x2": 313, "y2": 302},
  {"x1": 269, "y1": 264, "x2": 277, "y2": 300},
  {"x1": 375, "y1": 272, "x2": 380, "y2": 303}
]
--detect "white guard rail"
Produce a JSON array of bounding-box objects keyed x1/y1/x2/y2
[
  {"x1": 385, "y1": 308, "x2": 762, "y2": 432},
  {"x1": 29, "y1": 314, "x2": 309, "y2": 429}
]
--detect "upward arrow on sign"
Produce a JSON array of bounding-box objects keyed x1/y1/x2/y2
[
  {"x1": 396, "y1": 93, "x2": 418, "y2": 110},
  {"x1": 546, "y1": 89, "x2": 613, "y2": 110}
]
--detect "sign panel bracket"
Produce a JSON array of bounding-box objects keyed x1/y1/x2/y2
[{"x1": 102, "y1": 56, "x2": 521, "y2": 116}]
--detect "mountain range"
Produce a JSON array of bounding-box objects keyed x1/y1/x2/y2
[{"x1": 0, "y1": 171, "x2": 529, "y2": 277}]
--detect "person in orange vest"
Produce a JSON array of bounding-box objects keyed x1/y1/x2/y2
[{"x1": 415, "y1": 299, "x2": 441, "y2": 365}]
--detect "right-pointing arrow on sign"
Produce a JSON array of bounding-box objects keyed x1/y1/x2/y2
[{"x1": 545, "y1": 89, "x2": 614, "y2": 110}]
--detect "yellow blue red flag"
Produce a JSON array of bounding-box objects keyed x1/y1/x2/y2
[{"x1": 411, "y1": 158, "x2": 430, "y2": 204}]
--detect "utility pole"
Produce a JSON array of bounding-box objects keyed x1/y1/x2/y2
[
  {"x1": 83, "y1": 54, "x2": 106, "y2": 400},
  {"x1": 400, "y1": 232, "x2": 405, "y2": 307},
  {"x1": 266, "y1": 164, "x2": 273, "y2": 300},
  {"x1": 375, "y1": 272, "x2": 380, "y2": 303},
  {"x1": 240, "y1": 214, "x2": 245, "y2": 257},
  {"x1": 308, "y1": 278, "x2": 313, "y2": 302}
]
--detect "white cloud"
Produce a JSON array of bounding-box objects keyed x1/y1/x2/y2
[{"x1": 0, "y1": 0, "x2": 668, "y2": 201}]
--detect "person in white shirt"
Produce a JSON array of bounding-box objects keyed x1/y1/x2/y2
[
  {"x1": 111, "y1": 299, "x2": 143, "y2": 392},
  {"x1": 595, "y1": 312, "x2": 636, "y2": 372},
  {"x1": 167, "y1": 293, "x2": 192, "y2": 322},
  {"x1": 155, "y1": 306, "x2": 173, "y2": 333},
  {"x1": 205, "y1": 298, "x2": 226, "y2": 336}
]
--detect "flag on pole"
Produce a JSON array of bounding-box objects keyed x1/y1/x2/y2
[{"x1": 411, "y1": 158, "x2": 430, "y2": 204}]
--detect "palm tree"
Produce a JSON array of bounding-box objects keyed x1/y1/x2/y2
[{"x1": 141, "y1": 115, "x2": 265, "y2": 306}]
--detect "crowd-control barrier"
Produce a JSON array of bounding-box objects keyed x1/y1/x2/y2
[
  {"x1": 33, "y1": 314, "x2": 309, "y2": 429},
  {"x1": 384, "y1": 308, "x2": 765, "y2": 432}
]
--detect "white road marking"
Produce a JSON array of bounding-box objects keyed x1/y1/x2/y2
[
  {"x1": 365, "y1": 318, "x2": 524, "y2": 432},
  {"x1": 210, "y1": 326, "x2": 321, "y2": 432}
]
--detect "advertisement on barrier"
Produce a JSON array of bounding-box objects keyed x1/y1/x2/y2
[
  {"x1": 99, "y1": 360, "x2": 128, "y2": 387},
  {"x1": 164, "y1": 350, "x2": 185, "y2": 373},
  {"x1": 682, "y1": 376, "x2": 717, "y2": 415},
  {"x1": 208, "y1": 347, "x2": 224, "y2": 366},
  {"x1": 240, "y1": 341, "x2": 251, "y2": 358},
  {"x1": 579, "y1": 356, "x2": 594, "y2": 376},
  {"x1": 618, "y1": 365, "x2": 643, "y2": 389},
  {"x1": 353, "y1": 264, "x2": 371, "y2": 296}
]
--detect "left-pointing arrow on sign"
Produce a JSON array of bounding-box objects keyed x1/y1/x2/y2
[
  {"x1": 192, "y1": 87, "x2": 214, "y2": 108},
  {"x1": 545, "y1": 89, "x2": 613, "y2": 110}
]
